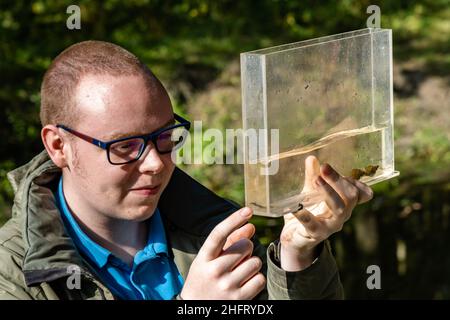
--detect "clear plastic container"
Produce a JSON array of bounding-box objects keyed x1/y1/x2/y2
[{"x1": 240, "y1": 28, "x2": 399, "y2": 217}]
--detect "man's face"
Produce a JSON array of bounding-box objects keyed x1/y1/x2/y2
[{"x1": 65, "y1": 74, "x2": 175, "y2": 222}]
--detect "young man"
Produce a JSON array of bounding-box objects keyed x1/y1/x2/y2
[{"x1": 0, "y1": 41, "x2": 372, "y2": 300}]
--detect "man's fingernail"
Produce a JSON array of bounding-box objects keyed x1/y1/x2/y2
[
  {"x1": 322, "y1": 163, "x2": 333, "y2": 176},
  {"x1": 240, "y1": 207, "x2": 252, "y2": 217},
  {"x1": 315, "y1": 176, "x2": 326, "y2": 187},
  {"x1": 299, "y1": 213, "x2": 311, "y2": 223}
]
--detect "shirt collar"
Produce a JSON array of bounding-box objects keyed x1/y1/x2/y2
[
  {"x1": 134, "y1": 207, "x2": 169, "y2": 266},
  {"x1": 56, "y1": 177, "x2": 111, "y2": 268}
]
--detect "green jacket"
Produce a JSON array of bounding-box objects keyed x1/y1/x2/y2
[{"x1": 0, "y1": 151, "x2": 343, "y2": 300}]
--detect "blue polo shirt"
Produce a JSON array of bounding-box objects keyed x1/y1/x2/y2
[{"x1": 55, "y1": 177, "x2": 184, "y2": 300}]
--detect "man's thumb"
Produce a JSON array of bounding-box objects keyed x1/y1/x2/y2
[{"x1": 199, "y1": 207, "x2": 253, "y2": 261}]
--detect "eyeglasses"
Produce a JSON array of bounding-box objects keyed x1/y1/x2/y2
[{"x1": 57, "y1": 113, "x2": 191, "y2": 165}]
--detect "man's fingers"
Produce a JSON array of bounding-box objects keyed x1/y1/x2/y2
[
  {"x1": 303, "y1": 155, "x2": 321, "y2": 192},
  {"x1": 199, "y1": 207, "x2": 253, "y2": 261},
  {"x1": 345, "y1": 177, "x2": 374, "y2": 204},
  {"x1": 223, "y1": 223, "x2": 255, "y2": 251},
  {"x1": 314, "y1": 176, "x2": 346, "y2": 216},
  {"x1": 320, "y1": 163, "x2": 359, "y2": 207},
  {"x1": 214, "y1": 238, "x2": 254, "y2": 272},
  {"x1": 230, "y1": 256, "x2": 263, "y2": 287},
  {"x1": 239, "y1": 272, "x2": 266, "y2": 300}
]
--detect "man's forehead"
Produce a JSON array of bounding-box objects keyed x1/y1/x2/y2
[
  {"x1": 75, "y1": 74, "x2": 153, "y2": 110},
  {"x1": 74, "y1": 74, "x2": 174, "y2": 140}
]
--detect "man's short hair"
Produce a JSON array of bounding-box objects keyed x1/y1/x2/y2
[{"x1": 40, "y1": 40, "x2": 160, "y2": 127}]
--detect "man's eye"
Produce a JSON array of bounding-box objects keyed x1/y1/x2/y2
[
  {"x1": 115, "y1": 141, "x2": 140, "y2": 151},
  {"x1": 119, "y1": 144, "x2": 132, "y2": 150}
]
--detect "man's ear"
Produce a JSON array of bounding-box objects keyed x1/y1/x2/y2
[{"x1": 41, "y1": 125, "x2": 69, "y2": 168}]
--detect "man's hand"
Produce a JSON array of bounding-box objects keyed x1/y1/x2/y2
[
  {"x1": 180, "y1": 207, "x2": 266, "y2": 300},
  {"x1": 280, "y1": 155, "x2": 373, "y2": 271}
]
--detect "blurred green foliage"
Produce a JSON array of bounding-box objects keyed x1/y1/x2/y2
[{"x1": 1, "y1": 0, "x2": 449, "y2": 298}]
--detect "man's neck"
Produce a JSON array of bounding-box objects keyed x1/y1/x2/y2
[{"x1": 62, "y1": 179, "x2": 149, "y2": 267}]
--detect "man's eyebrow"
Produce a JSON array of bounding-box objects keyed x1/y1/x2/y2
[{"x1": 104, "y1": 118, "x2": 176, "y2": 141}]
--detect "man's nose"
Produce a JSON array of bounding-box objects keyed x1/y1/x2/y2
[{"x1": 138, "y1": 142, "x2": 165, "y2": 174}]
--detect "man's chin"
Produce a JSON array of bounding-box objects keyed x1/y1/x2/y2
[
  {"x1": 126, "y1": 203, "x2": 159, "y2": 222},
  {"x1": 133, "y1": 203, "x2": 157, "y2": 221}
]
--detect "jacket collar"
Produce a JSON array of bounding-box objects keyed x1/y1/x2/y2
[{"x1": 7, "y1": 150, "x2": 239, "y2": 286}]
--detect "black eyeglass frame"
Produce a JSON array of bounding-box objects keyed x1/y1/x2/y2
[{"x1": 56, "y1": 113, "x2": 191, "y2": 165}]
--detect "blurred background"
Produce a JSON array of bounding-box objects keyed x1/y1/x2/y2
[{"x1": 0, "y1": 0, "x2": 449, "y2": 299}]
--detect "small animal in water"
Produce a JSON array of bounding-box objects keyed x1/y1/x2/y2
[{"x1": 351, "y1": 165, "x2": 379, "y2": 180}]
